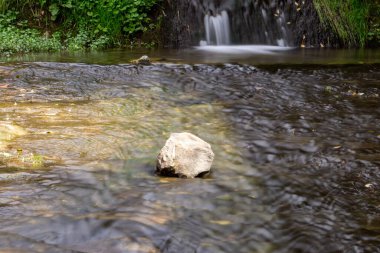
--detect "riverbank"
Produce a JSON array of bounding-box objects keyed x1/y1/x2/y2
[{"x1": 0, "y1": 0, "x2": 378, "y2": 56}]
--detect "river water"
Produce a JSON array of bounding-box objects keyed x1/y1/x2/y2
[{"x1": 0, "y1": 48, "x2": 379, "y2": 253}]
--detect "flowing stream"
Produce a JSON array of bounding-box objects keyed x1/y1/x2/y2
[{"x1": 0, "y1": 49, "x2": 379, "y2": 253}]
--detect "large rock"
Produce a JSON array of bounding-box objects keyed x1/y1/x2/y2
[{"x1": 156, "y1": 132, "x2": 214, "y2": 178}]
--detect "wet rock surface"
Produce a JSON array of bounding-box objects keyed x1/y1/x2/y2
[{"x1": 156, "y1": 132, "x2": 214, "y2": 178}]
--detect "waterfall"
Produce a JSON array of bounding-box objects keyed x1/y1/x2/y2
[
  {"x1": 162, "y1": 0, "x2": 299, "y2": 48},
  {"x1": 196, "y1": 0, "x2": 293, "y2": 47},
  {"x1": 203, "y1": 10, "x2": 231, "y2": 45}
]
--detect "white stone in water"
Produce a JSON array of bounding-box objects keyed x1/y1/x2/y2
[
  {"x1": 156, "y1": 132, "x2": 215, "y2": 178},
  {"x1": 137, "y1": 55, "x2": 151, "y2": 65}
]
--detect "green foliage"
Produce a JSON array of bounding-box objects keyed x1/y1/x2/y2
[
  {"x1": 314, "y1": 0, "x2": 370, "y2": 47},
  {"x1": 368, "y1": 23, "x2": 380, "y2": 44},
  {"x1": 0, "y1": 0, "x2": 9, "y2": 13},
  {"x1": 0, "y1": 28, "x2": 61, "y2": 55},
  {"x1": 0, "y1": 0, "x2": 161, "y2": 54},
  {"x1": 0, "y1": 10, "x2": 61, "y2": 55},
  {"x1": 64, "y1": 28, "x2": 111, "y2": 51},
  {"x1": 367, "y1": 1, "x2": 380, "y2": 46},
  {"x1": 0, "y1": 9, "x2": 18, "y2": 26},
  {"x1": 46, "y1": 0, "x2": 158, "y2": 44}
]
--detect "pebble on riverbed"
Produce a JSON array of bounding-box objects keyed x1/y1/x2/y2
[{"x1": 156, "y1": 132, "x2": 214, "y2": 178}]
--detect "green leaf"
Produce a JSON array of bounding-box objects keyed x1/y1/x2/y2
[
  {"x1": 49, "y1": 4, "x2": 60, "y2": 21},
  {"x1": 62, "y1": 3, "x2": 73, "y2": 8}
]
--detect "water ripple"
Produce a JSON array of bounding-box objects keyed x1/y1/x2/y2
[{"x1": 0, "y1": 62, "x2": 379, "y2": 252}]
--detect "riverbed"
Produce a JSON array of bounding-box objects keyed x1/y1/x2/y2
[{"x1": 0, "y1": 48, "x2": 379, "y2": 253}]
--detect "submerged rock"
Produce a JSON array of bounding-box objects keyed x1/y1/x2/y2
[
  {"x1": 0, "y1": 123, "x2": 27, "y2": 140},
  {"x1": 0, "y1": 172, "x2": 38, "y2": 181},
  {"x1": 0, "y1": 123, "x2": 27, "y2": 149},
  {"x1": 156, "y1": 132, "x2": 214, "y2": 178}
]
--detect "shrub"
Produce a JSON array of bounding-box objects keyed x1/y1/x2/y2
[
  {"x1": 0, "y1": 10, "x2": 61, "y2": 54},
  {"x1": 0, "y1": 0, "x2": 161, "y2": 54},
  {"x1": 367, "y1": 1, "x2": 380, "y2": 47}
]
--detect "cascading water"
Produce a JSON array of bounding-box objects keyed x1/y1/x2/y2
[
  {"x1": 198, "y1": 0, "x2": 292, "y2": 47},
  {"x1": 162, "y1": 0, "x2": 306, "y2": 48},
  {"x1": 202, "y1": 10, "x2": 231, "y2": 45}
]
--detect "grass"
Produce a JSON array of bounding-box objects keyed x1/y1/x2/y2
[{"x1": 314, "y1": 0, "x2": 370, "y2": 47}]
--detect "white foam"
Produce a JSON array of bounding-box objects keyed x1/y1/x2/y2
[{"x1": 194, "y1": 45, "x2": 293, "y2": 55}]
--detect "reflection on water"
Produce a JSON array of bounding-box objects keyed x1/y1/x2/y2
[
  {"x1": 0, "y1": 59, "x2": 379, "y2": 252},
  {"x1": 2, "y1": 47, "x2": 380, "y2": 65}
]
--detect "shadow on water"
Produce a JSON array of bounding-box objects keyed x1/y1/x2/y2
[{"x1": 0, "y1": 49, "x2": 379, "y2": 252}]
